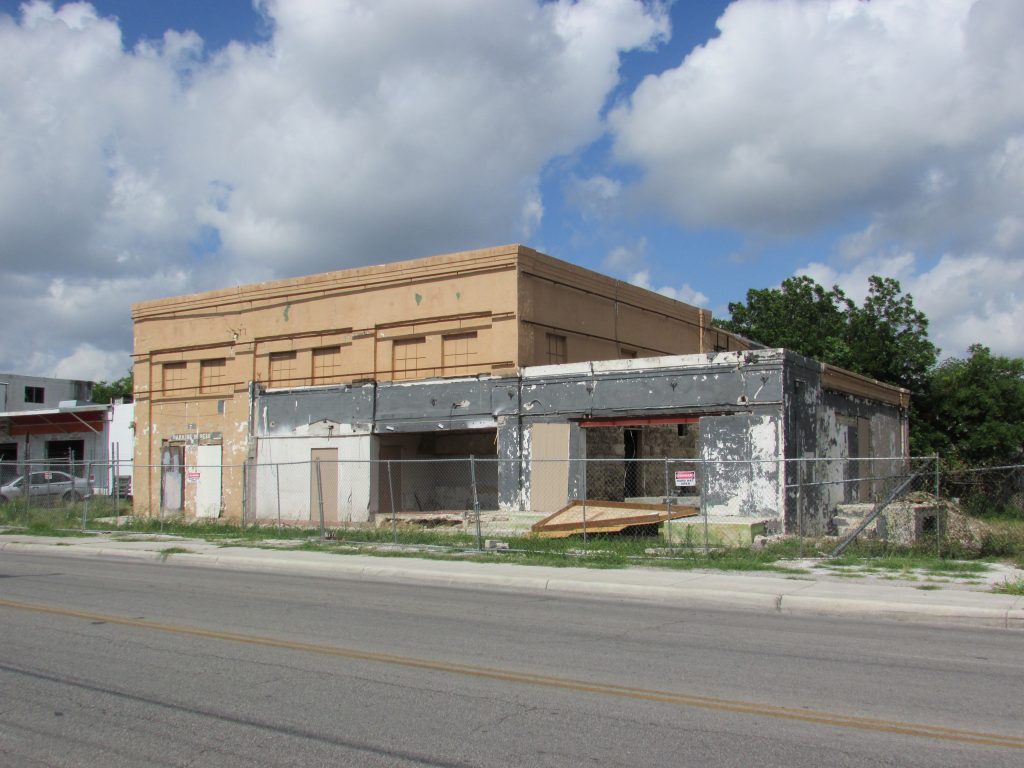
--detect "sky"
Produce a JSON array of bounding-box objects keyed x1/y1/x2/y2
[{"x1": 1, "y1": 0, "x2": 1022, "y2": 383}]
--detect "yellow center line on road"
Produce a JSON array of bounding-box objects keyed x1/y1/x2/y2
[{"x1": 2, "y1": 596, "x2": 1021, "y2": 750}]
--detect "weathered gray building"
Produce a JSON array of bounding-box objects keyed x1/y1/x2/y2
[
  {"x1": 0, "y1": 372, "x2": 92, "y2": 413},
  {"x1": 0, "y1": 373, "x2": 96, "y2": 481},
  {"x1": 249, "y1": 349, "x2": 909, "y2": 533}
]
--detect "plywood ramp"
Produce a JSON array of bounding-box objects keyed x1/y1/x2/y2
[{"x1": 531, "y1": 500, "x2": 699, "y2": 538}]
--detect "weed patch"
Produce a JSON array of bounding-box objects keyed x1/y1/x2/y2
[
  {"x1": 159, "y1": 547, "x2": 193, "y2": 561},
  {"x1": 992, "y1": 578, "x2": 1024, "y2": 596}
]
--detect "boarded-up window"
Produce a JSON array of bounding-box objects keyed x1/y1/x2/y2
[
  {"x1": 200, "y1": 358, "x2": 226, "y2": 393},
  {"x1": 547, "y1": 333, "x2": 567, "y2": 365},
  {"x1": 312, "y1": 346, "x2": 342, "y2": 384},
  {"x1": 162, "y1": 362, "x2": 186, "y2": 395},
  {"x1": 392, "y1": 337, "x2": 426, "y2": 380},
  {"x1": 442, "y1": 332, "x2": 477, "y2": 376},
  {"x1": 268, "y1": 351, "x2": 297, "y2": 388}
]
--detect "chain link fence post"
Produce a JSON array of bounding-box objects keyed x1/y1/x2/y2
[
  {"x1": 469, "y1": 455, "x2": 482, "y2": 549},
  {"x1": 387, "y1": 460, "x2": 398, "y2": 545},
  {"x1": 934, "y1": 453, "x2": 941, "y2": 557},
  {"x1": 113, "y1": 443, "x2": 120, "y2": 526},
  {"x1": 159, "y1": 467, "x2": 164, "y2": 533},
  {"x1": 275, "y1": 463, "x2": 282, "y2": 530},
  {"x1": 797, "y1": 458, "x2": 804, "y2": 558},
  {"x1": 581, "y1": 458, "x2": 588, "y2": 552},
  {"x1": 81, "y1": 458, "x2": 89, "y2": 532},
  {"x1": 314, "y1": 458, "x2": 325, "y2": 540},
  {"x1": 663, "y1": 458, "x2": 672, "y2": 550},
  {"x1": 701, "y1": 458, "x2": 709, "y2": 555}
]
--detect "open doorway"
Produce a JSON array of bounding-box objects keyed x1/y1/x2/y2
[
  {"x1": 624, "y1": 429, "x2": 641, "y2": 498},
  {"x1": 376, "y1": 429, "x2": 496, "y2": 514}
]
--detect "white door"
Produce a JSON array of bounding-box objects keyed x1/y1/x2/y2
[{"x1": 195, "y1": 444, "x2": 222, "y2": 518}]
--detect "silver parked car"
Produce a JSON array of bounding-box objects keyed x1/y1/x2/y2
[{"x1": 0, "y1": 471, "x2": 93, "y2": 504}]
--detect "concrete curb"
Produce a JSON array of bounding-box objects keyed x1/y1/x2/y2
[
  {"x1": 778, "y1": 594, "x2": 1024, "y2": 629},
  {"x1": 3, "y1": 540, "x2": 1021, "y2": 629}
]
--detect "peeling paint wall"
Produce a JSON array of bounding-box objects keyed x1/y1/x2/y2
[
  {"x1": 251, "y1": 350, "x2": 794, "y2": 521},
  {"x1": 520, "y1": 350, "x2": 785, "y2": 417},
  {"x1": 700, "y1": 414, "x2": 784, "y2": 517},
  {"x1": 246, "y1": 349, "x2": 906, "y2": 530},
  {"x1": 782, "y1": 352, "x2": 909, "y2": 534}
]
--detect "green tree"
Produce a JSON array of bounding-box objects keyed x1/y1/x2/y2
[
  {"x1": 91, "y1": 371, "x2": 134, "y2": 404},
  {"x1": 844, "y1": 276, "x2": 937, "y2": 394},
  {"x1": 719, "y1": 276, "x2": 853, "y2": 364},
  {"x1": 913, "y1": 345, "x2": 1024, "y2": 466},
  {"x1": 720, "y1": 275, "x2": 937, "y2": 394}
]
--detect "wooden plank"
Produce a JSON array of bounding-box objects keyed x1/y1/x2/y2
[{"x1": 531, "y1": 499, "x2": 699, "y2": 536}]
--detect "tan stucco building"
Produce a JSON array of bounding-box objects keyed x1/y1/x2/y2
[{"x1": 132, "y1": 244, "x2": 748, "y2": 519}]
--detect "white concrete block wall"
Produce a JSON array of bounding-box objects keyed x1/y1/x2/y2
[{"x1": 254, "y1": 435, "x2": 373, "y2": 522}]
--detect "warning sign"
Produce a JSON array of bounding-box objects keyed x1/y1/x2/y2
[
  {"x1": 674, "y1": 470, "x2": 696, "y2": 488},
  {"x1": 186, "y1": 471, "x2": 201, "y2": 482}
]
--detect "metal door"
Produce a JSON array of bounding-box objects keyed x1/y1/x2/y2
[{"x1": 309, "y1": 448, "x2": 339, "y2": 524}]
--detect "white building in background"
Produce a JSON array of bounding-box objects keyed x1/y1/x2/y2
[
  {"x1": 0, "y1": 372, "x2": 92, "y2": 413},
  {"x1": 106, "y1": 399, "x2": 135, "y2": 497},
  {"x1": 0, "y1": 373, "x2": 134, "y2": 496}
]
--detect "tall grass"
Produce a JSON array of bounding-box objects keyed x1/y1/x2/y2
[{"x1": 3, "y1": 499, "x2": 1022, "y2": 571}]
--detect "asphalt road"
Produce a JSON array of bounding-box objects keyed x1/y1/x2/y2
[{"x1": 0, "y1": 552, "x2": 1021, "y2": 767}]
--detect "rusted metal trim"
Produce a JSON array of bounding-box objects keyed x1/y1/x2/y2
[{"x1": 578, "y1": 415, "x2": 701, "y2": 428}]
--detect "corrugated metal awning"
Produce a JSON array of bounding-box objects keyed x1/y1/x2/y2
[{"x1": 0, "y1": 406, "x2": 107, "y2": 436}]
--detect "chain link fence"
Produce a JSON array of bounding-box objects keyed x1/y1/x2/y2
[
  {"x1": 0, "y1": 456, "x2": 133, "y2": 528},
  {"x1": 4, "y1": 453, "x2": 1020, "y2": 556},
  {"x1": 234, "y1": 454, "x2": 931, "y2": 550},
  {"x1": 939, "y1": 463, "x2": 1024, "y2": 519}
]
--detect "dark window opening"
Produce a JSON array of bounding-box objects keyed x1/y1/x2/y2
[
  {"x1": 25, "y1": 386, "x2": 44, "y2": 403},
  {"x1": 46, "y1": 439, "x2": 85, "y2": 475},
  {"x1": 546, "y1": 333, "x2": 567, "y2": 365}
]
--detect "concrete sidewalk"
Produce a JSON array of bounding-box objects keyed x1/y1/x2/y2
[{"x1": 1, "y1": 532, "x2": 1022, "y2": 629}]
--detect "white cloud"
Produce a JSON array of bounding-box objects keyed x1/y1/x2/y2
[
  {"x1": 609, "y1": 0, "x2": 1024, "y2": 242},
  {"x1": 611, "y1": 0, "x2": 1024, "y2": 361},
  {"x1": 52, "y1": 343, "x2": 131, "y2": 383},
  {"x1": 0, "y1": 269, "x2": 191, "y2": 376},
  {"x1": 799, "y1": 251, "x2": 917, "y2": 305},
  {"x1": 604, "y1": 239, "x2": 711, "y2": 307},
  {"x1": 629, "y1": 269, "x2": 709, "y2": 307},
  {"x1": 569, "y1": 174, "x2": 623, "y2": 221},
  {"x1": 0, "y1": 0, "x2": 667, "y2": 378},
  {"x1": 603, "y1": 236, "x2": 646, "y2": 272}
]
